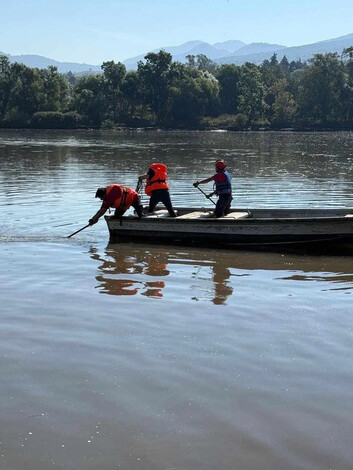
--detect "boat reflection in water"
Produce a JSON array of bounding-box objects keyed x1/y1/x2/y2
[
  {"x1": 89, "y1": 243, "x2": 353, "y2": 303},
  {"x1": 89, "y1": 243, "x2": 235, "y2": 304}
]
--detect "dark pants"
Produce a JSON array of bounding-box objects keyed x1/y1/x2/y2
[
  {"x1": 148, "y1": 189, "x2": 176, "y2": 217},
  {"x1": 114, "y1": 195, "x2": 144, "y2": 219},
  {"x1": 214, "y1": 193, "x2": 232, "y2": 218}
]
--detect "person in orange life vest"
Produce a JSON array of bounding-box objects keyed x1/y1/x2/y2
[
  {"x1": 193, "y1": 159, "x2": 232, "y2": 218},
  {"x1": 138, "y1": 163, "x2": 177, "y2": 217},
  {"x1": 88, "y1": 184, "x2": 144, "y2": 225}
]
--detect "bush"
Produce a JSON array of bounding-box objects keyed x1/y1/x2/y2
[
  {"x1": 251, "y1": 117, "x2": 271, "y2": 129},
  {"x1": 63, "y1": 111, "x2": 83, "y2": 128},
  {"x1": 31, "y1": 111, "x2": 82, "y2": 129},
  {"x1": 202, "y1": 113, "x2": 249, "y2": 130},
  {"x1": 2, "y1": 109, "x2": 31, "y2": 128},
  {"x1": 100, "y1": 119, "x2": 115, "y2": 129},
  {"x1": 124, "y1": 116, "x2": 156, "y2": 128}
]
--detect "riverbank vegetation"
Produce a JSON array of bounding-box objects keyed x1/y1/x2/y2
[{"x1": 1, "y1": 48, "x2": 353, "y2": 130}]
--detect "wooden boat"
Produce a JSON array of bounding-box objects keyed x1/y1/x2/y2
[{"x1": 105, "y1": 207, "x2": 353, "y2": 250}]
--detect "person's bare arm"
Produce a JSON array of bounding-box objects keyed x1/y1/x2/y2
[
  {"x1": 89, "y1": 206, "x2": 107, "y2": 225},
  {"x1": 193, "y1": 176, "x2": 213, "y2": 187}
]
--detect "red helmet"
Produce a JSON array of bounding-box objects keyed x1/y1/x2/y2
[{"x1": 215, "y1": 159, "x2": 227, "y2": 170}]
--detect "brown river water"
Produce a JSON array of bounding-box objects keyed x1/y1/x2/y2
[{"x1": 0, "y1": 129, "x2": 353, "y2": 469}]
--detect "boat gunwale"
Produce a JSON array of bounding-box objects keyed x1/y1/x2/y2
[{"x1": 106, "y1": 211, "x2": 353, "y2": 225}]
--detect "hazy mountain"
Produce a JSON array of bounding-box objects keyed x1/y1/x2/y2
[
  {"x1": 216, "y1": 33, "x2": 353, "y2": 65},
  {"x1": 232, "y1": 42, "x2": 286, "y2": 56},
  {"x1": 122, "y1": 41, "x2": 203, "y2": 69},
  {"x1": 158, "y1": 40, "x2": 205, "y2": 56},
  {"x1": 1, "y1": 33, "x2": 352, "y2": 74},
  {"x1": 173, "y1": 42, "x2": 230, "y2": 61},
  {"x1": 212, "y1": 40, "x2": 245, "y2": 54},
  {"x1": 122, "y1": 40, "x2": 232, "y2": 69},
  {"x1": 0, "y1": 52, "x2": 101, "y2": 73},
  {"x1": 122, "y1": 40, "x2": 284, "y2": 69}
]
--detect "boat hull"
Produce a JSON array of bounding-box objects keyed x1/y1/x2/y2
[{"x1": 105, "y1": 208, "x2": 353, "y2": 250}]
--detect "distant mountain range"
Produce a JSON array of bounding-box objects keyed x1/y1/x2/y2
[
  {"x1": 215, "y1": 33, "x2": 353, "y2": 65},
  {"x1": 121, "y1": 40, "x2": 287, "y2": 69},
  {"x1": 0, "y1": 52, "x2": 101, "y2": 74},
  {"x1": 1, "y1": 33, "x2": 353, "y2": 74}
]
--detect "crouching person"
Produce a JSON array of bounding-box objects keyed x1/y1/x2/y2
[{"x1": 89, "y1": 184, "x2": 143, "y2": 225}]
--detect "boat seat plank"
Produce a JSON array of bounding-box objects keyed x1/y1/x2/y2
[
  {"x1": 222, "y1": 211, "x2": 250, "y2": 219},
  {"x1": 144, "y1": 210, "x2": 172, "y2": 218},
  {"x1": 177, "y1": 211, "x2": 213, "y2": 219}
]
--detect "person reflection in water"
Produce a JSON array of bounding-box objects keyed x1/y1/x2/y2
[
  {"x1": 89, "y1": 184, "x2": 144, "y2": 226},
  {"x1": 90, "y1": 247, "x2": 233, "y2": 304},
  {"x1": 90, "y1": 247, "x2": 169, "y2": 298},
  {"x1": 212, "y1": 265, "x2": 233, "y2": 305}
]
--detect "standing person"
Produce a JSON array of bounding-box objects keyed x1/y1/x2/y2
[
  {"x1": 89, "y1": 184, "x2": 143, "y2": 225},
  {"x1": 193, "y1": 159, "x2": 232, "y2": 218},
  {"x1": 138, "y1": 163, "x2": 177, "y2": 217}
]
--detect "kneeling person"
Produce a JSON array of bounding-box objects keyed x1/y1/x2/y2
[{"x1": 89, "y1": 184, "x2": 143, "y2": 225}]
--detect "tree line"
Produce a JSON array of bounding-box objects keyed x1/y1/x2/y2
[{"x1": 1, "y1": 48, "x2": 353, "y2": 130}]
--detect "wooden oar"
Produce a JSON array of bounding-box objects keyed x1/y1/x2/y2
[
  {"x1": 195, "y1": 185, "x2": 216, "y2": 205},
  {"x1": 67, "y1": 224, "x2": 90, "y2": 238}
]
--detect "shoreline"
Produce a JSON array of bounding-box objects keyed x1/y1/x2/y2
[{"x1": 1, "y1": 125, "x2": 353, "y2": 133}]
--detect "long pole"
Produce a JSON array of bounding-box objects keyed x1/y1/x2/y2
[
  {"x1": 67, "y1": 224, "x2": 90, "y2": 238},
  {"x1": 196, "y1": 186, "x2": 216, "y2": 205},
  {"x1": 135, "y1": 179, "x2": 142, "y2": 192}
]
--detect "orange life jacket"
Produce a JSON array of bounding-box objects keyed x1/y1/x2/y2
[
  {"x1": 105, "y1": 184, "x2": 136, "y2": 210},
  {"x1": 145, "y1": 163, "x2": 169, "y2": 196}
]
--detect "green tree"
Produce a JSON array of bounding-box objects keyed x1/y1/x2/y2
[
  {"x1": 297, "y1": 53, "x2": 345, "y2": 123},
  {"x1": 0, "y1": 55, "x2": 12, "y2": 120},
  {"x1": 270, "y1": 79, "x2": 297, "y2": 127},
  {"x1": 238, "y1": 63, "x2": 266, "y2": 124},
  {"x1": 39, "y1": 66, "x2": 70, "y2": 112},
  {"x1": 101, "y1": 60, "x2": 126, "y2": 121},
  {"x1": 137, "y1": 50, "x2": 173, "y2": 122},
  {"x1": 167, "y1": 68, "x2": 219, "y2": 126},
  {"x1": 186, "y1": 54, "x2": 196, "y2": 68},
  {"x1": 280, "y1": 55, "x2": 290, "y2": 76},
  {"x1": 216, "y1": 64, "x2": 241, "y2": 115},
  {"x1": 120, "y1": 71, "x2": 142, "y2": 119},
  {"x1": 5, "y1": 63, "x2": 42, "y2": 126},
  {"x1": 261, "y1": 55, "x2": 285, "y2": 121},
  {"x1": 195, "y1": 54, "x2": 218, "y2": 74},
  {"x1": 73, "y1": 74, "x2": 105, "y2": 126},
  {"x1": 66, "y1": 71, "x2": 76, "y2": 85},
  {"x1": 342, "y1": 47, "x2": 353, "y2": 122}
]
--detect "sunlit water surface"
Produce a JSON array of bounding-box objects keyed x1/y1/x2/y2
[{"x1": 1, "y1": 130, "x2": 353, "y2": 470}]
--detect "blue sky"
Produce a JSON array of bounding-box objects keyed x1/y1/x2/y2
[{"x1": 1, "y1": 0, "x2": 353, "y2": 64}]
